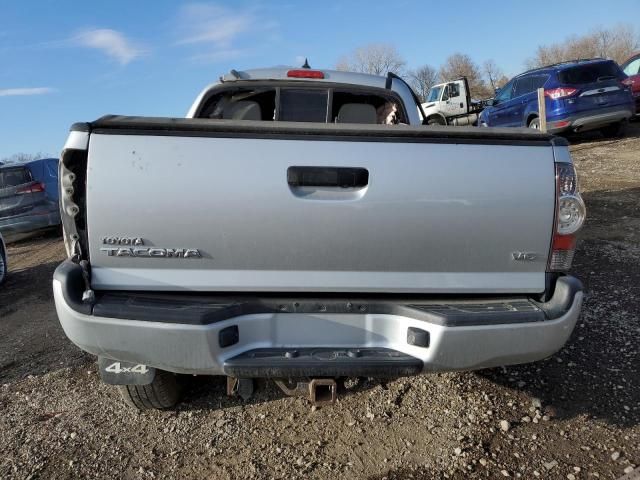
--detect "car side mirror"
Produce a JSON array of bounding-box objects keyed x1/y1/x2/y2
[{"x1": 485, "y1": 99, "x2": 495, "y2": 107}]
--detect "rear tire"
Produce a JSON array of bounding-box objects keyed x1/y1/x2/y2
[
  {"x1": 528, "y1": 117, "x2": 540, "y2": 130},
  {"x1": 600, "y1": 121, "x2": 627, "y2": 138},
  {"x1": 0, "y1": 242, "x2": 7, "y2": 285},
  {"x1": 117, "y1": 370, "x2": 181, "y2": 410}
]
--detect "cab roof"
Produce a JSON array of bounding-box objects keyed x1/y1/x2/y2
[{"x1": 219, "y1": 67, "x2": 389, "y2": 89}]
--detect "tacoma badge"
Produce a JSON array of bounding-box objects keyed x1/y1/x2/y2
[{"x1": 100, "y1": 237, "x2": 202, "y2": 258}]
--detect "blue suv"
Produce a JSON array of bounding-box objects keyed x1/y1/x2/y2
[
  {"x1": 479, "y1": 59, "x2": 635, "y2": 136},
  {"x1": 0, "y1": 158, "x2": 60, "y2": 241}
]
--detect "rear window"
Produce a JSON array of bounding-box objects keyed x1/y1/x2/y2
[
  {"x1": 558, "y1": 62, "x2": 623, "y2": 85},
  {"x1": 0, "y1": 167, "x2": 32, "y2": 188},
  {"x1": 197, "y1": 85, "x2": 407, "y2": 124},
  {"x1": 332, "y1": 91, "x2": 407, "y2": 124},
  {"x1": 279, "y1": 89, "x2": 328, "y2": 122},
  {"x1": 199, "y1": 88, "x2": 276, "y2": 121}
]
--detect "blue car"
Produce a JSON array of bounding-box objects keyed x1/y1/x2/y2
[
  {"x1": 0, "y1": 158, "x2": 60, "y2": 241},
  {"x1": 479, "y1": 59, "x2": 635, "y2": 136},
  {"x1": 24, "y1": 158, "x2": 60, "y2": 204}
]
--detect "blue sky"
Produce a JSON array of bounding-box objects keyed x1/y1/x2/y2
[{"x1": 1, "y1": 0, "x2": 638, "y2": 158}]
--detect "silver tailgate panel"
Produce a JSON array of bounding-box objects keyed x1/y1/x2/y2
[{"x1": 87, "y1": 134, "x2": 555, "y2": 293}]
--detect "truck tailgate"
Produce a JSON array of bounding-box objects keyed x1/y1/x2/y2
[{"x1": 85, "y1": 120, "x2": 556, "y2": 294}]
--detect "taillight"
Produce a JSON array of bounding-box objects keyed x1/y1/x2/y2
[
  {"x1": 544, "y1": 87, "x2": 578, "y2": 100},
  {"x1": 287, "y1": 69, "x2": 324, "y2": 79},
  {"x1": 621, "y1": 78, "x2": 633, "y2": 88},
  {"x1": 16, "y1": 182, "x2": 45, "y2": 194},
  {"x1": 549, "y1": 163, "x2": 585, "y2": 272}
]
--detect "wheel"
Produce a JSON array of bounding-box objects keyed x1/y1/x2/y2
[
  {"x1": 528, "y1": 117, "x2": 540, "y2": 130},
  {"x1": 427, "y1": 116, "x2": 446, "y2": 126},
  {"x1": 600, "y1": 121, "x2": 627, "y2": 138},
  {"x1": 117, "y1": 370, "x2": 181, "y2": 410},
  {"x1": 0, "y1": 241, "x2": 6, "y2": 285}
]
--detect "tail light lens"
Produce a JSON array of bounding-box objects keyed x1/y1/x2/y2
[
  {"x1": 549, "y1": 163, "x2": 585, "y2": 271},
  {"x1": 16, "y1": 182, "x2": 45, "y2": 194},
  {"x1": 621, "y1": 78, "x2": 633, "y2": 88},
  {"x1": 545, "y1": 87, "x2": 578, "y2": 100}
]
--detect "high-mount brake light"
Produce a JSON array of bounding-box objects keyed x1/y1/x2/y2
[
  {"x1": 287, "y1": 70, "x2": 325, "y2": 79},
  {"x1": 16, "y1": 182, "x2": 45, "y2": 194},
  {"x1": 549, "y1": 163, "x2": 586, "y2": 272},
  {"x1": 544, "y1": 87, "x2": 578, "y2": 100}
]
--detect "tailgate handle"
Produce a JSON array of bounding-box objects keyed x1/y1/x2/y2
[{"x1": 287, "y1": 167, "x2": 369, "y2": 188}]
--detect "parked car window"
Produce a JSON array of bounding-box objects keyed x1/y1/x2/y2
[
  {"x1": 495, "y1": 79, "x2": 514, "y2": 103},
  {"x1": 558, "y1": 62, "x2": 622, "y2": 85},
  {"x1": 0, "y1": 167, "x2": 32, "y2": 188},
  {"x1": 426, "y1": 86, "x2": 442, "y2": 103},
  {"x1": 448, "y1": 83, "x2": 460, "y2": 98},
  {"x1": 513, "y1": 76, "x2": 534, "y2": 98},
  {"x1": 531, "y1": 75, "x2": 549, "y2": 90},
  {"x1": 623, "y1": 57, "x2": 640, "y2": 76}
]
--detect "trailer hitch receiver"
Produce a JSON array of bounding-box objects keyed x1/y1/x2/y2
[
  {"x1": 309, "y1": 379, "x2": 337, "y2": 406},
  {"x1": 274, "y1": 378, "x2": 337, "y2": 406}
]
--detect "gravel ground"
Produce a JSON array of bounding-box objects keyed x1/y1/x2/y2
[{"x1": 1, "y1": 124, "x2": 639, "y2": 479}]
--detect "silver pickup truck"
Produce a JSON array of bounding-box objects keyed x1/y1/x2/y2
[{"x1": 54, "y1": 67, "x2": 585, "y2": 409}]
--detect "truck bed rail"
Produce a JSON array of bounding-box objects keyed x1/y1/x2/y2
[{"x1": 71, "y1": 116, "x2": 566, "y2": 146}]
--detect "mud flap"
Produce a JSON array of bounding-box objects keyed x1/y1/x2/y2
[{"x1": 98, "y1": 356, "x2": 156, "y2": 385}]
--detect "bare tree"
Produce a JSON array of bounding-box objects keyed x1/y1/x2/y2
[
  {"x1": 526, "y1": 23, "x2": 639, "y2": 68},
  {"x1": 604, "y1": 24, "x2": 639, "y2": 63},
  {"x1": 408, "y1": 64, "x2": 438, "y2": 102},
  {"x1": 336, "y1": 44, "x2": 406, "y2": 76},
  {"x1": 483, "y1": 59, "x2": 506, "y2": 92},
  {"x1": 439, "y1": 53, "x2": 491, "y2": 98}
]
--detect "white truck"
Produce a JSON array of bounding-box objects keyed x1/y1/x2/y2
[
  {"x1": 421, "y1": 77, "x2": 485, "y2": 126},
  {"x1": 54, "y1": 67, "x2": 584, "y2": 409}
]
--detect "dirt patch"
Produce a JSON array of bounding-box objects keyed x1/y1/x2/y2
[{"x1": 0, "y1": 125, "x2": 639, "y2": 479}]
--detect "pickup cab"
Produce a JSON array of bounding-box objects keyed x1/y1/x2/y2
[
  {"x1": 421, "y1": 77, "x2": 484, "y2": 126},
  {"x1": 54, "y1": 67, "x2": 585, "y2": 409}
]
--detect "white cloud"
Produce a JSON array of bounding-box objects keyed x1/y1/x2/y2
[
  {"x1": 176, "y1": 3, "x2": 278, "y2": 63},
  {"x1": 73, "y1": 29, "x2": 144, "y2": 65},
  {"x1": 0, "y1": 87, "x2": 55, "y2": 97},
  {"x1": 177, "y1": 4, "x2": 254, "y2": 47}
]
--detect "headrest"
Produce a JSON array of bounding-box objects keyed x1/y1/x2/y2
[
  {"x1": 223, "y1": 101, "x2": 262, "y2": 120},
  {"x1": 336, "y1": 103, "x2": 377, "y2": 124}
]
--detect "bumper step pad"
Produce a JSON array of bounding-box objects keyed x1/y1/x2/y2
[{"x1": 223, "y1": 347, "x2": 423, "y2": 378}]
